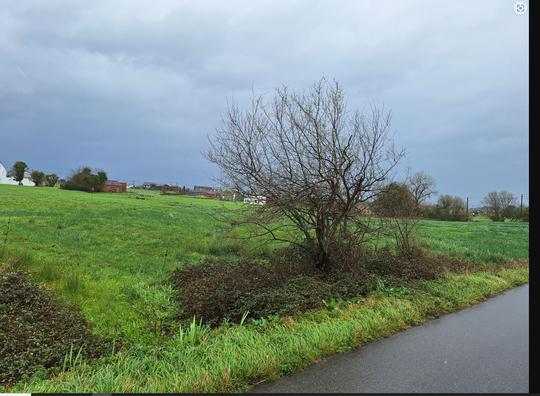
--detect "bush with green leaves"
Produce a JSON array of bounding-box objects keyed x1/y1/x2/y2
[
  {"x1": 30, "y1": 170, "x2": 45, "y2": 186},
  {"x1": 45, "y1": 173, "x2": 59, "y2": 187},
  {"x1": 10, "y1": 161, "x2": 28, "y2": 185},
  {"x1": 60, "y1": 167, "x2": 107, "y2": 192}
]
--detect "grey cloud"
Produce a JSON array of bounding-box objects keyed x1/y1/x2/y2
[{"x1": 0, "y1": 0, "x2": 528, "y2": 200}]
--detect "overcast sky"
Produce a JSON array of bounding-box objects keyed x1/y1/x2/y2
[{"x1": 0, "y1": 0, "x2": 528, "y2": 205}]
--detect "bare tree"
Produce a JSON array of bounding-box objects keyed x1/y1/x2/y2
[
  {"x1": 407, "y1": 171, "x2": 437, "y2": 210},
  {"x1": 206, "y1": 78, "x2": 404, "y2": 271},
  {"x1": 482, "y1": 191, "x2": 517, "y2": 221}
]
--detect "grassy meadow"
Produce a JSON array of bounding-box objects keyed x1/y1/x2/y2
[{"x1": 0, "y1": 184, "x2": 529, "y2": 392}]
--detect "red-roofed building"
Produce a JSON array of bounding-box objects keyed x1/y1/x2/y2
[{"x1": 103, "y1": 180, "x2": 127, "y2": 193}]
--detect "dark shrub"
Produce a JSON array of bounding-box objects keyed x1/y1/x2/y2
[
  {"x1": 45, "y1": 173, "x2": 59, "y2": 187},
  {"x1": 520, "y1": 206, "x2": 529, "y2": 222},
  {"x1": 30, "y1": 170, "x2": 45, "y2": 186},
  {"x1": 171, "y1": 257, "x2": 314, "y2": 326},
  {"x1": 0, "y1": 269, "x2": 106, "y2": 387},
  {"x1": 365, "y1": 246, "x2": 471, "y2": 287},
  {"x1": 171, "y1": 243, "x2": 454, "y2": 326},
  {"x1": 280, "y1": 236, "x2": 368, "y2": 276},
  {"x1": 61, "y1": 167, "x2": 107, "y2": 192},
  {"x1": 233, "y1": 275, "x2": 340, "y2": 319},
  {"x1": 502, "y1": 205, "x2": 529, "y2": 222},
  {"x1": 362, "y1": 246, "x2": 436, "y2": 281}
]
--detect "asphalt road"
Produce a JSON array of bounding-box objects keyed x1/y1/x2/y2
[{"x1": 250, "y1": 284, "x2": 529, "y2": 393}]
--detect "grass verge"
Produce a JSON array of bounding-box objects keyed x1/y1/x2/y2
[{"x1": 6, "y1": 263, "x2": 528, "y2": 393}]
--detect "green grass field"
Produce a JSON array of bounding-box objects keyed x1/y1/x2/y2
[{"x1": 0, "y1": 184, "x2": 529, "y2": 392}]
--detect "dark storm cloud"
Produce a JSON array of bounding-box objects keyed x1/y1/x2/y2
[{"x1": 0, "y1": 0, "x2": 528, "y2": 202}]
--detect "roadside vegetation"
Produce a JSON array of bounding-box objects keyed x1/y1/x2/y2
[{"x1": 0, "y1": 268, "x2": 107, "y2": 387}]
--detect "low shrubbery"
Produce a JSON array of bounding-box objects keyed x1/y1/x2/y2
[
  {"x1": 499, "y1": 205, "x2": 529, "y2": 222},
  {"x1": 0, "y1": 269, "x2": 107, "y2": 387},
  {"x1": 171, "y1": 244, "x2": 466, "y2": 326}
]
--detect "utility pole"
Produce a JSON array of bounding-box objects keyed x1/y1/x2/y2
[
  {"x1": 466, "y1": 196, "x2": 469, "y2": 219},
  {"x1": 520, "y1": 194, "x2": 523, "y2": 217}
]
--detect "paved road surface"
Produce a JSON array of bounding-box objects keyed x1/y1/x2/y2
[{"x1": 251, "y1": 285, "x2": 528, "y2": 393}]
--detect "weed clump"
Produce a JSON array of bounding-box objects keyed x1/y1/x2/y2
[{"x1": 0, "y1": 269, "x2": 106, "y2": 387}]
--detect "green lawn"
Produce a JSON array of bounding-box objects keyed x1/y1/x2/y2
[
  {"x1": 0, "y1": 184, "x2": 529, "y2": 392},
  {"x1": 417, "y1": 218, "x2": 528, "y2": 263}
]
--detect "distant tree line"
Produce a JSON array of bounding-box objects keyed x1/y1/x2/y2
[
  {"x1": 369, "y1": 171, "x2": 527, "y2": 223},
  {"x1": 8, "y1": 161, "x2": 59, "y2": 187},
  {"x1": 6, "y1": 159, "x2": 526, "y2": 221},
  {"x1": 482, "y1": 191, "x2": 528, "y2": 222},
  {"x1": 61, "y1": 167, "x2": 108, "y2": 192},
  {"x1": 421, "y1": 195, "x2": 468, "y2": 221},
  {"x1": 7, "y1": 161, "x2": 108, "y2": 192}
]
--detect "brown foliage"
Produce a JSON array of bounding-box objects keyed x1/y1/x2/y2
[{"x1": 171, "y1": 244, "x2": 462, "y2": 326}]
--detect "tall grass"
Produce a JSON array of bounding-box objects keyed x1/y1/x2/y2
[
  {"x1": 62, "y1": 345, "x2": 84, "y2": 373},
  {"x1": 8, "y1": 265, "x2": 528, "y2": 393},
  {"x1": 64, "y1": 272, "x2": 83, "y2": 293},
  {"x1": 173, "y1": 317, "x2": 210, "y2": 347},
  {"x1": 39, "y1": 262, "x2": 59, "y2": 281},
  {"x1": 0, "y1": 216, "x2": 10, "y2": 260}
]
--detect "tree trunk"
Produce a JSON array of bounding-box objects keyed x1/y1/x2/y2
[{"x1": 314, "y1": 246, "x2": 329, "y2": 272}]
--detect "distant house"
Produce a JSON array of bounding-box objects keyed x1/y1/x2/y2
[
  {"x1": 220, "y1": 190, "x2": 238, "y2": 201},
  {"x1": 193, "y1": 185, "x2": 219, "y2": 193},
  {"x1": 243, "y1": 195, "x2": 267, "y2": 205},
  {"x1": 103, "y1": 180, "x2": 127, "y2": 193},
  {"x1": 0, "y1": 162, "x2": 34, "y2": 186},
  {"x1": 192, "y1": 185, "x2": 223, "y2": 199},
  {"x1": 142, "y1": 182, "x2": 159, "y2": 190},
  {"x1": 141, "y1": 182, "x2": 172, "y2": 191}
]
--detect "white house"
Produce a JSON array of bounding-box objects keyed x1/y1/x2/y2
[
  {"x1": 0, "y1": 162, "x2": 35, "y2": 186},
  {"x1": 243, "y1": 195, "x2": 267, "y2": 205}
]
